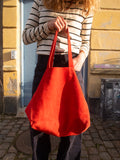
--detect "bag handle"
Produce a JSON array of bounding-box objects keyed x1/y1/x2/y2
[{"x1": 47, "y1": 28, "x2": 73, "y2": 68}]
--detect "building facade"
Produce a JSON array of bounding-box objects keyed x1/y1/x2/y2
[{"x1": 1, "y1": 0, "x2": 120, "y2": 114}]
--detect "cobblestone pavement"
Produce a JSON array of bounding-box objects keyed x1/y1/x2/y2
[{"x1": 0, "y1": 113, "x2": 120, "y2": 160}]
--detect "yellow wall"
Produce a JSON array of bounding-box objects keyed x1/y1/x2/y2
[
  {"x1": 88, "y1": 0, "x2": 120, "y2": 98},
  {"x1": 2, "y1": 0, "x2": 120, "y2": 112},
  {"x1": 3, "y1": 0, "x2": 20, "y2": 99}
]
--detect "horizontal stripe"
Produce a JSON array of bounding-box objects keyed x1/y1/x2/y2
[
  {"x1": 34, "y1": 0, "x2": 39, "y2": 7},
  {"x1": 39, "y1": 15, "x2": 83, "y2": 24},
  {"x1": 26, "y1": 23, "x2": 35, "y2": 28},
  {"x1": 23, "y1": 0, "x2": 93, "y2": 57},
  {"x1": 83, "y1": 22, "x2": 92, "y2": 25},
  {"x1": 28, "y1": 18, "x2": 39, "y2": 24},
  {"x1": 40, "y1": 9, "x2": 85, "y2": 18},
  {"x1": 30, "y1": 13, "x2": 39, "y2": 18},
  {"x1": 80, "y1": 34, "x2": 90, "y2": 36},
  {"x1": 46, "y1": 34, "x2": 82, "y2": 43},
  {"x1": 37, "y1": 42, "x2": 80, "y2": 48},
  {"x1": 32, "y1": 7, "x2": 38, "y2": 12}
]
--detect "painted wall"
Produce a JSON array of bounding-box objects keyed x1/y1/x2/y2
[
  {"x1": 0, "y1": 0, "x2": 3, "y2": 113},
  {"x1": 3, "y1": 0, "x2": 20, "y2": 114},
  {"x1": 88, "y1": 0, "x2": 120, "y2": 98},
  {"x1": 2, "y1": 0, "x2": 120, "y2": 113}
]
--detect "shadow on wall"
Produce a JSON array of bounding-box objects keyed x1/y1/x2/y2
[
  {"x1": 3, "y1": 51, "x2": 12, "y2": 62},
  {"x1": 104, "y1": 58, "x2": 120, "y2": 65}
]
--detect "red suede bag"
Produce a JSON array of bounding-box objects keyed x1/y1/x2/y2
[{"x1": 25, "y1": 29, "x2": 90, "y2": 137}]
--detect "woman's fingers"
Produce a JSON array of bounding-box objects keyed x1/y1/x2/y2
[
  {"x1": 55, "y1": 16, "x2": 65, "y2": 32},
  {"x1": 73, "y1": 57, "x2": 82, "y2": 71},
  {"x1": 60, "y1": 16, "x2": 68, "y2": 30},
  {"x1": 48, "y1": 16, "x2": 67, "y2": 32}
]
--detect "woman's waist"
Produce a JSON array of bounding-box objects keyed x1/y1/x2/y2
[{"x1": 37, "y1": 53, "x2": 78, "y2": 68}]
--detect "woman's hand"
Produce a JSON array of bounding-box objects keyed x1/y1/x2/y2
[
  {"x1": 47, "y1": 16, "x2": 68, "y2": 33},
  {"x1": 73, "y1": 51, "x2": 86, "y2": 71}
]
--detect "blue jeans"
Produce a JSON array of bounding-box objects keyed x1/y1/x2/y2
[{"x1": 30, "y1": 54, "x2": 84, "y2": 160}]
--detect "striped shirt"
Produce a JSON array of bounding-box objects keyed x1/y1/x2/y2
[{"x1": 23, "y1": 0, "x2": 93, "y2": 58}]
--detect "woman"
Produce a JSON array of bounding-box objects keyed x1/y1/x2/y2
[{"x1": 23, "y1": 0, "x2": 98, "y2": 159}]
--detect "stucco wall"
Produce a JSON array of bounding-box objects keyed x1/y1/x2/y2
[
  {"x1": 0, "y1": 0, "x2": 3, "y2": 113},
  {"x1": 2, "y1": 0, "x2": 120, "y2": 113},
  {"x1": 88, "y1": 0, "x2": 120, "y2": 98},
  {"x1": 3, "y1": 0, "x2": 20, "y2": 114}
]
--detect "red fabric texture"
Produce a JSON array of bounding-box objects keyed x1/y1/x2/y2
[{"x1": 25, "y1": 29, "x2": 90, "y2": 137}]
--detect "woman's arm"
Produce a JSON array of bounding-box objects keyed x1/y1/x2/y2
[
  {"x1": 80, "y1": 14, "x2": 93, "y2": 58},
  {"x1": 22, "y1": 0, "x2": 51, "y2": 45},
  {"x1": 73, "y1": 14, "x2": 93, "y2": 71}
]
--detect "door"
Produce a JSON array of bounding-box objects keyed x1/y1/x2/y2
[{"x1": 21, "y1": 0, "x2": 37, "y2": 107}]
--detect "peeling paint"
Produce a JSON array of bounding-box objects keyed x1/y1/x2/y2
[
  {"x1": 98, "y1": 52, "x2": 110, "y2": 56},
  {"x1": 101, "y1": 16, "x2": 112, "y2": 28},
  {"x1": 7, "y1": 78, "x2": 17, "y2": 94}
]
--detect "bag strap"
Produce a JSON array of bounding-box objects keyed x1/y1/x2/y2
[{"x1": 47, "y1": 28, "x2": 73, "y2": 68}]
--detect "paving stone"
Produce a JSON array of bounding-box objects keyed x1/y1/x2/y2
[
  {"x1": 16, "y1": 120, "x2": 25, "y2": 124},
  {"x1": 26, "y1": 158, "x2": 32, "y2": 160},
  {"x1": 83, "y1": 135, "x2": 92, "y2": 141},
  {"x1": 11, "y1": 128, "x2": 19, "y2": 132},
  {"x1": 117, "y1": 148, "x2": 120, "y2": 154},
  {"x1": 81, "y1": 149, "x2": 88, "y2": 157},
  {"x1": 80, "y1": 158, "x2": 88, "y2": 160},
  {"x1": 22, "y1": 122, "x2": 30, "y2": 127},
  {"x1": 21, "y1": 126, "x2": 29, "y2": 131},
  {"x1": 91, "y1": 132, "x2": 99, "y2": 138},
  {"x1": 89, "y1": 127, "x2": 97, "y2": 133},
  {"x1": 18, "y1": 153, "x2": 28, "y2": 158},
  {"x1": 84, "y1": 140, "x2": 95, "y2": 147},
  {"x1": 7, "y1": 132, "x2": 16, "y2": 137},
  {"x1": 89, "y1": 155, "x2": 101, "y2": 160},
  {"x1": 99, "y1": 152, "x2": 112, "y2": 160},
  {"x1": 3, "y1": 153, "x2": 16, "y2": 160},
  {"x1": 2, "y1": 120, "x2": 10, "y2": 123},
  {"x1": 17, "y1": 130, "x2": 23, "y2": 135},
  {"x1": 0, "y1": 134, "x2": 5, "y2": 139},
  {"x1": 96, "y1": 125, "x2": 104, "y2": 130},
  {"x1": 3, "y1": 126, "x2": 12, "y2": 130},
  {"x1": 0, "y1": 150, "x2": 6, "y2": 158},
  {"x1": 9, "y1": 122, "x2": 16, "y2": 125},
  {"x1": 0, "y1": 143, "x2": 10, "y2": 150},
  {"x1": 100, "y1": 134, "x2": 109, "y2": 141},
  {"x1": 83, "y1": 130, "x2": 90, "y2": 135},
  {"x1": 4, "y1": 137, "x2": 14, "y2": 143},
  {"x1": 98, "y1": 130, "x2": 106, "y2": 136},
  {"x1": 107, "y1": 149, "x2": 120, "y2": 158},
  {"x1": 113, "y1": 141, "x2": 120, "y2": 148},
  {"x1": 98, "y1": 145, "x2": 106, "y2": 152},
  {"x1": 0, "y1": 114, "x2": 119, "y2": 160},
  {"x1": 112, "y1": 158, "x2": 120, "y2": 160},
  {"x1": 81, "y1": 143, "x2": 86, "y2": 150},
  {"x1": 4, "y1": 116, "x2": 13, "y2": 119},
  {"x1": 103, "y1": 141, "x2": 114, "y2": 148},
  {"x1": 1, "y1": 130, "x2": 10, "y2": 135},
  {"x1": 8, "y1": 146, "x2": 17, "y2": 154},
  {"x1": 14, "y1": 124, "x2": 21, "y2": 128},
  {"x1": 88, "y1": 147, "x2": 99, "y2": 155},
  {"x1": 93, "y1": 138, "x2": 103, "y2": 145}
]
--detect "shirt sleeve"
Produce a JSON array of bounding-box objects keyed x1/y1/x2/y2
[
  {"x1": 80, "y1": 14, "x2": 93, "y2": 58},
  {"x1": 22, "y1": 0, "x2": 51, "y2": 45}
]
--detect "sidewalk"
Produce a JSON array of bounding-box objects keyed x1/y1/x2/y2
[{"x1": 0, "y1": 113, "x2": 120, "y2": 160}]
